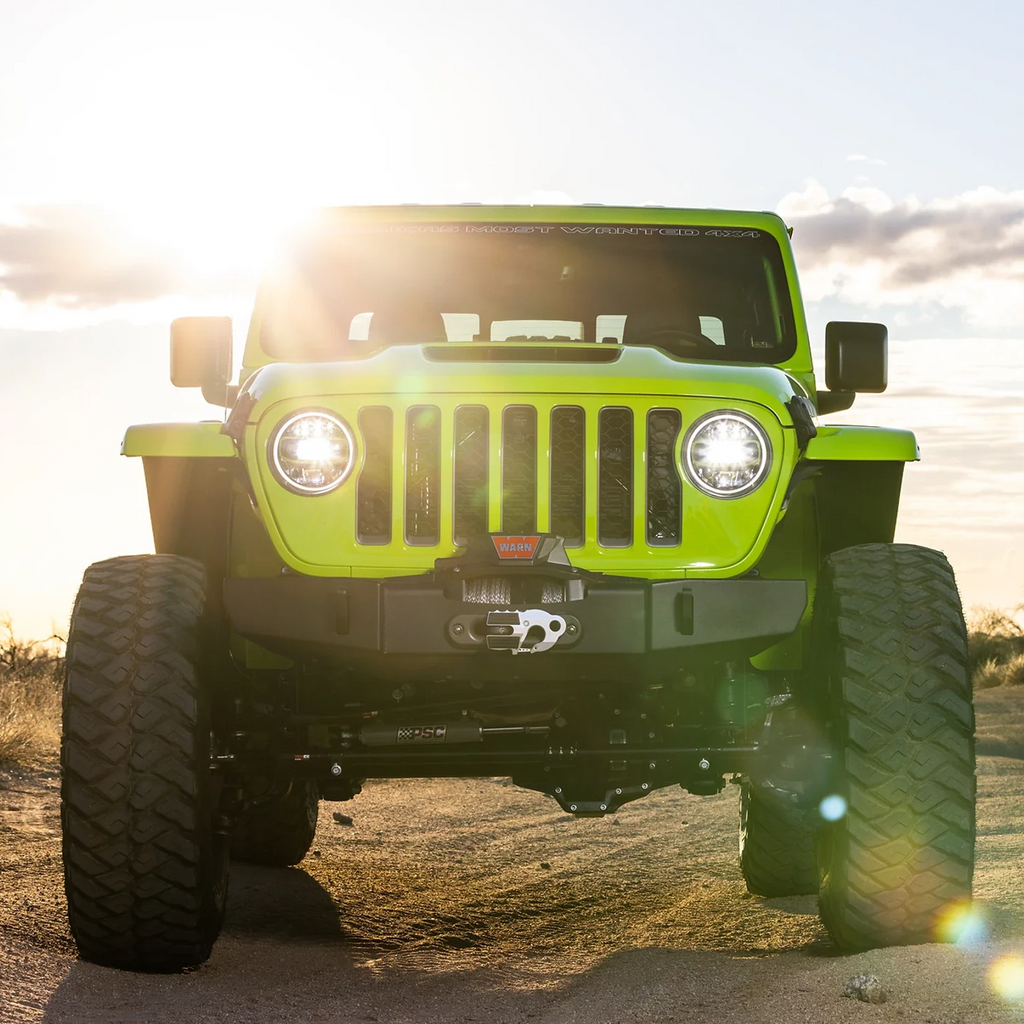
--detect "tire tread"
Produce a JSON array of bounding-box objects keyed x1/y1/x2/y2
[
  {"x1": 61, "y1": 555, "x2": 227, "y2": 971},
  {"x1": 739, "y1": 782, "x2": 818, "y2": 897},
  {"x1": 817, "y1": 543, "x2": 975, "y2": 950}
]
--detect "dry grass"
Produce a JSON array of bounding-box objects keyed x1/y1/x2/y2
[
  {"x1": 0, "y1": 620, "x2": 63, "y2": 767},
  {"x1": 967, "y1": 606, "x2": 1024, "y2": 689}
]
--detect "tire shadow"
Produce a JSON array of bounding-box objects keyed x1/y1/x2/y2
[{"x1": 224, "y1": 862, "x2": 346, "y2": 943}]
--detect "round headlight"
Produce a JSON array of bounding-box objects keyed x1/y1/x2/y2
[
  {"x1": 683, "y1": 412, "x2": 771, "y2": 498},
  {"x1": 270, "y1": 411, "x2": 355, "y2": 494}
]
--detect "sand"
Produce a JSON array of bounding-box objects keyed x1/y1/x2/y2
[{"x1": 1, "y1": 688, "x2": 1022, "y2": 1023}]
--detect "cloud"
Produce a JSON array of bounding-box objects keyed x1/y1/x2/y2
[
  {"x1": 846, "y1": 153, "x2": 888, "y2": 166},
  {"x1": 778, "y1": 181, "x2": 1024, "y2": 329},
  {"x1": 0, "y1": 205, "x2": 265, "y2": 327},
  {"x1": 0, "y1": 207, "x2": 188, "y2": 309}
]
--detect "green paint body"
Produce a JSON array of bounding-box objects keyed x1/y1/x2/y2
[{"x1": 121, "y1": 206, "x2": 919, "y2": 670}]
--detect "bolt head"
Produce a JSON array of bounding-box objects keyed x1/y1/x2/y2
[
  {"x1": 699, "y1": 757, "x2": 710, "y2": 771},
  {"x1": 554, "y1": 787, "x2": 562, "y2": 794},
  {"x1": 641, "y1": 783, "x2": 649, "y2": 790},
  {"x1": 615, "y1": 788, "x2": 623, "y2": 795},
  {"x1": 648, "y1": 762, "x2": 656, "y2": 770},
  {"x1": 330, "y1": 763, "x2": 342, "y2": 776},
  {"x1": 567, "y1": 624, "x2": 578, "y2": 635},
  {"x1": 570, "y1": 804, "x2": 578, "y2": 812},
  {"x1": 452, "y1": 623, "x2": 464, "y2": 635},
  {"x1": 600, "y1": 804, "x2": 607, "y2": 811}
]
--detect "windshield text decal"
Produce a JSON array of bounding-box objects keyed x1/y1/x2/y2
[{"x1": 339, "y1": 223, "x2": 761, "y2": 238}]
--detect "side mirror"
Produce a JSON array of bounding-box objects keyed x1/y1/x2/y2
[
  {"x1": 825, "y1": 321, "x2": 888, "y2": 393},
  {"x1": 170, "y1": 316, "x2": 235, "y2": 407}
]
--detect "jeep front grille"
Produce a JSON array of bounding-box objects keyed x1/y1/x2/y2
[
  {"x1": 549, "y1": 406, "x2": 585, "y2": 546},
  {"x1": 356, "y1": 407, "x2": 393, "y2": 544},
  {"x1": 646, "y1": 408, "x2": 683, "y2": 546},
  {"x1": 405, "y1": 406, "x2": 441, "y2": 545},
  {"x1": 452, "y1": 406, "x2": 489, "y2": 547},
  {"x1": 355, "y1": 401, "x2": 683, "y2": 552},
  {"x1": 597, "y1": 407, "x2": 633, "y2": 547},
  {"x1": 501, "y1": 406, "x2": 538, "y2": 534}
]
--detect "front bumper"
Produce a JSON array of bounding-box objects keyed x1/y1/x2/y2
[{"x1": 224, "y1": 570, "x2": 806, "y2": 681}]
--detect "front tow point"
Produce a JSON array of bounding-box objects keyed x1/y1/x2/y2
[{"x1": 485, "y1": 609, "x2": 567, "y2": 654}]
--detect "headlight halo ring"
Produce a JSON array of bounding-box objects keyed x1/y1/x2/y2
[
  {"x1": 269, "y1": 408, "x2": 357, "y2": 495},
  {"x1": 682, "y1": 410, "x2": 772, "y2": 499}
]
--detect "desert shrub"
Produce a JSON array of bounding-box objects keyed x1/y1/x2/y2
[
  {"x1": 0, "y1": 620, "x2": 64, "y2": 767},
  {"x1": 968, "y1": 607, "x2": 1024, "y2": 689}
]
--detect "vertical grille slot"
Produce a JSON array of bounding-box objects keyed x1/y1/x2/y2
[
  {"x1": 550, "y1": 406, "x2": 585, "y2": 546},
  {"x1": 356, "y1": 407, "x2": 393, "y2": 544},
  {"x1": 598, "y1": 407, "x2": 633, "y2": 546},
  {"x1": 501, "y1": 405, "x2": 537, "y2": 534},
  {"x1": 405, "y1": 405, "x2": 441, "y2": 545},
  {"x1": 646, "y1": 408, "x2": 682, "y2": 547},
  {"x1": 453, "y1": 406, "x2": 489, "y2": 546}
]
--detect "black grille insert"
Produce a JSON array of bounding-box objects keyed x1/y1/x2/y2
[
  {"x1": 356, "y1": 407, "x2": 393, "y2": 544},
  {"x1": 405, "y1": 406, "x2": 441, "y2": 545},
  {"x1": 598, "y1": 407, "x2": 633, "y2": 546},
  {"x1": 501, "y1": 406, "x2": 537, "y2": 534},
  {"x1": 646, "y1": 408, "x2": 682, "y2": 546},
  {"x1": 453, "y1": 406, "x2": 489, "y2": 546},
  {"x1": 550, "y1": 406, "x2": 585, "y2": 546}
]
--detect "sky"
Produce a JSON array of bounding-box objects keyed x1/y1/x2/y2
[{"x1": 2, "y1": 0, "x2": 1024, "y2": 638}]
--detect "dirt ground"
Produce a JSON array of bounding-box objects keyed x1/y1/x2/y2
[{"x1": 2, "y1": 689, "x2": 1023, "y2": 1024}]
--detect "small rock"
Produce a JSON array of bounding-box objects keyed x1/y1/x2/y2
[
  {"x1": 844, "y1": 974, "x2": 887, "y2": 1004},
  {"x1": 312, "y1": 850, "x2": 322, "y2": 858},
  {"x1": 540, "y1": 862, "x2": 551, "y2": 870},
  {"x1": 332, "y1": 812, "x2": 354, "y2": 826},
  {"x1": 612, "y1": 818, "x2": 621, "y2": 826}
]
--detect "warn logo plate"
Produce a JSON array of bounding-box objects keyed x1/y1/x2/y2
[{"x1": 491, "y1": 535, "x2": 541, "y2": 559}]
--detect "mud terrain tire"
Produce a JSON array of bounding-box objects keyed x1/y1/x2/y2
[
  {"x1": 739, "y1": 781, "x2": 817, "y2": 896},
  {"x1": 231, "y1": 781, "x2": 319, "y2": 866},
  {"x1": 62, "y1": 555, "x2": 229, "y2": 971},
  {"x1": 815, "y1": 543, "x2": 975, "y2": 950}
]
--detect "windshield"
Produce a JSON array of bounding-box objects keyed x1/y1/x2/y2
[{"x1": 260, "y1": 222, "x2": 796, "y2": 364}]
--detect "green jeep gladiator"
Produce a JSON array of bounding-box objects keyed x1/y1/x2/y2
[{"x1": 61, "y1": 205, "x2": 975, "y2": 971}]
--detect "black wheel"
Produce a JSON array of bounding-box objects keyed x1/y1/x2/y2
[
  {"x1": 231, "y1": 780, "x2": 319, "y2": 866},
  {"x1": 814, "y1": 543, "x2": 975, "y2": 950},
  {"x1": 739, "y1": 780, "x2": 817, "y2": 897},
  {"x1": 62, "y1": 555, "x2": 229, "y2": 971}
]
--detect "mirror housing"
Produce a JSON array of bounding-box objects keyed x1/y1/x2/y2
[
  {"x1": 170, "y1": 316, "x2": 235, "y2": 407},
  {"x1": 824, "y1": 321, "x2": 888, "y2": 393}
]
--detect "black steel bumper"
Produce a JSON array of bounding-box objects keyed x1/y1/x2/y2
[{"x1": 224, "y1": 570, "x2": 806, "y2": 675}]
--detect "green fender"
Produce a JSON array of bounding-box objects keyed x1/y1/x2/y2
[
  {"x1": 121, "y1": 422, "x2": 237, "y2": 458},
  {"x1": 804, "y1": 424, "x2": 919, "y2": 462}
]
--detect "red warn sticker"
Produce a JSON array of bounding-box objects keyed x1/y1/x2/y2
[{"x1": 492, "y1": 535, "x2": 541, "y2": 559}]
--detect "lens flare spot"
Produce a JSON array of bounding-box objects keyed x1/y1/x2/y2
[
  {"x1": 989, "y1": 956, "x2": 1024, "y2": 1002},
  {"x1": 936, "y1": 902, "x2": 990, "y2": 946},
  {"x1": 819, "y1": 794, "x2": 846, "y2": 821}
]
